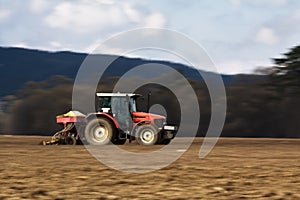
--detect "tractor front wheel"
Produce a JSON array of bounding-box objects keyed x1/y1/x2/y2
[{"x1": 136, "y1": 124, "x2": 160, "y2": 145}]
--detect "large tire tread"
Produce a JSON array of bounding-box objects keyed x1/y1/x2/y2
[
  {"x1": 84, "y1": 118, "x2": 115, "y2": 145},
  {"x1": 136, "y1": 124, "x2": 160, "y2": 145}
]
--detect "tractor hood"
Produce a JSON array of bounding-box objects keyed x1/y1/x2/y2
[{"x1": 132, "y1": 112, "x2": 166, "y2": 123}]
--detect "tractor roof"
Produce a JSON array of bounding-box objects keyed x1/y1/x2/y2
[{"x1": 96, "y1": 93, "x2": 141, "y2": 97}]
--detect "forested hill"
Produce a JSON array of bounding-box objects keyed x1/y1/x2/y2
[
  {"x1": 0, "y1": 47, "x2": 265, "y2": 97},
  {"x1": 0, "y1": 47, "x2": 85, "y2": 97},
  {"x1": 1, "y1": 46, "x2": 299, "y2": 137}
]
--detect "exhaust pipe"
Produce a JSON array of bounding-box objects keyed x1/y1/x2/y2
[{"x1": 147, "y1": 92, "x2": 151, "y2": 113}]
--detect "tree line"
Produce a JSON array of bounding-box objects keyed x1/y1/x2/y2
[{"x1": 0, "y1": 45, "x2": 299, "y2": 137}]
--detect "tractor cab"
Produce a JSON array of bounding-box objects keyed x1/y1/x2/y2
[
  {"x1": 96, "y1": 93, "x2": 139, "y2": 114},
  {"x1": 96, "y1": 93, "x2": 140, "y2": 132}
]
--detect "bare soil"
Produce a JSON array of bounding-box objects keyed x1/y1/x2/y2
[{"x1": 0, "y1": 135, "x2": 299, "y2": 199}]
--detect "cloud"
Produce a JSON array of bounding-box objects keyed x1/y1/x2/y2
[
  {"x1": 255, "y1": 27, "x2": 279, "y2": 45},
  {"x1": 95, "y1": 0, "x2": 115, "y2": 5},
  {"x1": 49, "y1": 41, "x2": 62, "y2": 48},
  {"x1": 44, "y1": 1, "x2": 166, "y2": 34},
  {"x1": 123, "y1": 3, "x2": 142, "y2": 23},
  {"x1": 216, "y1": 60, "x2": 269, "y2": 74},
  {"x1": 230, "y1": 0, "x2": 288, "y2": 9},
  {"x1": 247, "y1": 0, "x2": 288, "y2": 7},
  {"x1": 294, "y1": 9, "x2": 300, "y2": 19},
  {"x1": 84, "y1": 42, "x2": 125, "y2": 54},
  {"x1": 144, "y1": 12, "x2": 166, "y2": 28},
  {"x1": 1, "y1": 0, "x2": 299, "y2": 75},
  {"x1": 30, "y1": 0, "x2": 50, "y2": 14},
  {"x1": 230, "y1": 0, "x2": 241, "y2": 10},
  {"x1": 0, "y1": 9, "x2": 11, "y2": 22},
  {"x1": 11, "y1": 43, "x2": 30, "y2": 49},
  {"x1": 268, "y1": 0, "x2": 288, "y2": 6},
  {"x1": 45, "y1": 1, "x2": 126, "y2": 33}
]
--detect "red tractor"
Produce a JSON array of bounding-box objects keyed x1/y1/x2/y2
[{"x1": 44, "y1": 93, "x2": 177, "y2": 145}]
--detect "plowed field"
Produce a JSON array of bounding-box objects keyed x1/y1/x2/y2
[{"x1": 0, "y1": 136, "x2": 299, "y2": 199}]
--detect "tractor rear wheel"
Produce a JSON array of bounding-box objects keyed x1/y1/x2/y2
[
  {"x1": 136, "y1": 124, "x2": 160, "y2": 145},
  {"x1": 84, "y1": 118, "x2": 115, "y2": 145}
]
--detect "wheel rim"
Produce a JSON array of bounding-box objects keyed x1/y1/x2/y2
[
  {"x1": 92, "y1": 126, "x2": 108, "y2": 142},
  {"x1": 140, "y1": 130, "x2": 155, "y2": 144}
]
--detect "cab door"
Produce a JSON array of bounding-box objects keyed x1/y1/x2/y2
[{"x1": 111, "y1": 97, "x2": 133, "y2": 132}]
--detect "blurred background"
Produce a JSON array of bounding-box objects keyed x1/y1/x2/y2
[
  {"x1": 0, "y1": 45, "x2": 299, "y2": 137},
  {"x1": 0, "y1": 0, "x2": 299, "y2": 137}
]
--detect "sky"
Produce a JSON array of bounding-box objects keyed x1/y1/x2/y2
[{"x1": 0, "y1": 0, "x2": 299, "y2": 74}]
